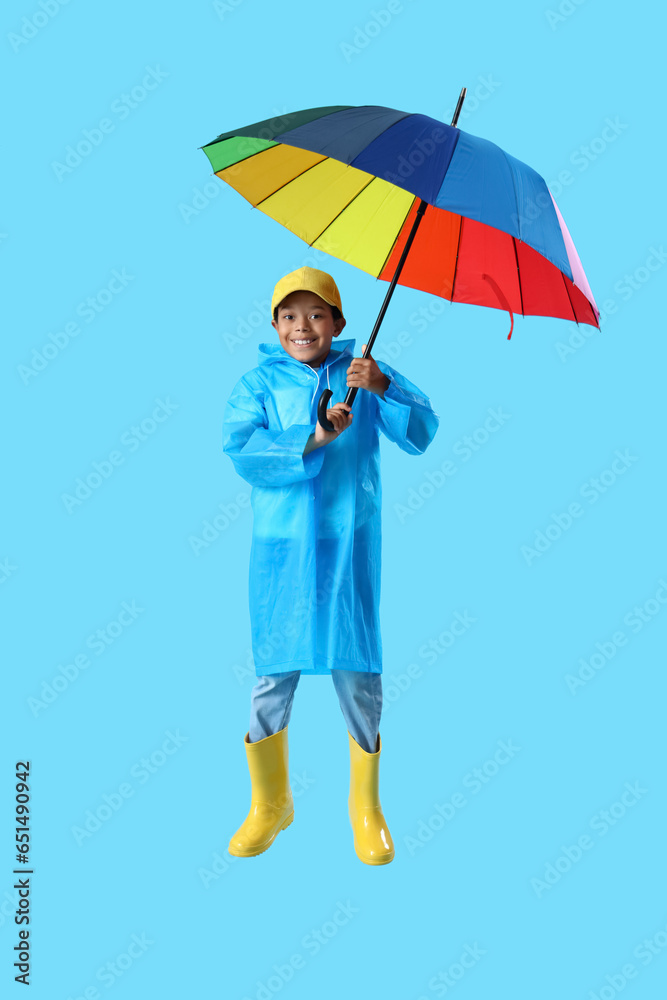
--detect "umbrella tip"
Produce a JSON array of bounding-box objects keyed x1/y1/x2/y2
[{"x1": 451, "y1": 88, "x2": 467, "y2": 127}]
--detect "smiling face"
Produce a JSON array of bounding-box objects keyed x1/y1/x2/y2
[{"x1": 271, "y1": 290, "x2": 346, "y2": 368}]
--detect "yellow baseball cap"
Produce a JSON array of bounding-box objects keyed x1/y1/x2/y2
[{"x1": 271, "y1": 266, "x2": 343, "y2": 317}]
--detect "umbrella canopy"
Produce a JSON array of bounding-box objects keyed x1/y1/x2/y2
[{"x1": 201, "y1": 104, "x2": 599, "y2": 331}]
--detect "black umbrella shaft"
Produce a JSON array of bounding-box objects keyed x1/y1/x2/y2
[
  {"x1": 343, "y1": 85, "x2": 467, "y2": 406},
  {"x1": 317, "y1": 87, "x2": 467, "y2": 427},
  {"x1": 343, "y1": 198, "x2": 427, "y2": 406}
]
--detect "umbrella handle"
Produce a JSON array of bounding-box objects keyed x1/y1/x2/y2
[
  {"x1": 317, "y1": 383, "x2": 362, "y2": 431},
  {"x1": 316, "y1": 388, "x2": 335, "y2": 431}
]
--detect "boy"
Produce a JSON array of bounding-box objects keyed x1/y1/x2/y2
[{"x1": 223, "y1": 267, "x2": 439, "y2": 864}]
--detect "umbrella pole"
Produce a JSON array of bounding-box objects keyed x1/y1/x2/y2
[{"x1": 317, "y1": 88, "x2": 467, "y2": 430}]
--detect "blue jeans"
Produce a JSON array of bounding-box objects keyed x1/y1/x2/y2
[{"x1": 249, "y1": 670, "x2": 382, "y2": 754}]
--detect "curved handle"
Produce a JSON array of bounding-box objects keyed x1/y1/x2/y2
[
  {"x1": 317, "y1": 388, "x2": 335, "y2": 431},
  {"x1": 317, "y1": 385, "x2": 361, "y2": 431}
]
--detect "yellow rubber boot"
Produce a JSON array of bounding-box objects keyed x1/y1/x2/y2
[
  {"x1": 228, "y1": 727, "x2": 294, "y2": 857},
  {"x1": 347, "y1": 731, "x2": 395, "y2": 865}
]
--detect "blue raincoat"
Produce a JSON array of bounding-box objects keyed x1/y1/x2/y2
[{"x1": 223, "y1": 338, "x2": 439, "y2": 676}]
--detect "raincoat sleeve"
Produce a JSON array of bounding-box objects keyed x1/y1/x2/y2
[
  {"x1": 374, "y1": 361, "x2": 440, "y2": 455},
  {"x1": 222, "y1": 376, "x2": 325, "y2": 487}
]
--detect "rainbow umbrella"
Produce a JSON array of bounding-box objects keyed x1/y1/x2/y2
[{"x1": 200, "y1": 92, "x2": 598, "y2": 428}]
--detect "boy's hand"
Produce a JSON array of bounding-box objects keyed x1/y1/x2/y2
[
  {"x1": 304, "y1": 403, "x2": 354, "y2": 455},
  {"x1": 314, "y1": 402, "x2": 353, "y2": 447},
  {"x1": 346, "y1": 344, "x2": 391, "y2": 398}
]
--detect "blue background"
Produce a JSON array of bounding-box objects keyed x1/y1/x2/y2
[{"x1": 4, "y1": 0, "x2": 667, "y2": 997}]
